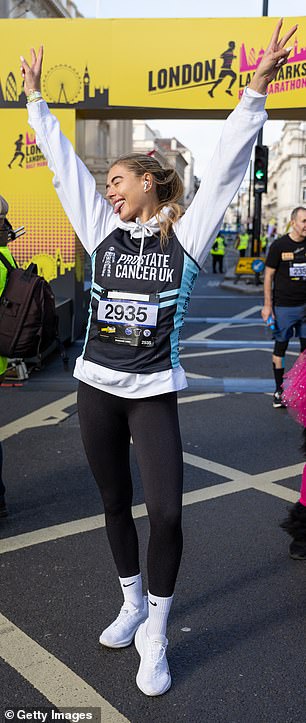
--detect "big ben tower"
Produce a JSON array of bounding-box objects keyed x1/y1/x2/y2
[{"x1": 83, "y1": 66, "x2": 90, "y2": 102}]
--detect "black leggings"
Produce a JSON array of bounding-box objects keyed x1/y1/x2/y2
[{"x1": 77, "y1": 382, "x2": 183, "y2": 597}]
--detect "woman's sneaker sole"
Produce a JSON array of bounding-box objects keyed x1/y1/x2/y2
[{"x1": 99, "y1": 597, "x2": 148, "y2": 649}]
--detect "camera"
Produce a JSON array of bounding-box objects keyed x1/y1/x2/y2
[{"x1": 0, "y1": 218, "x2": 25, "y2": 245}]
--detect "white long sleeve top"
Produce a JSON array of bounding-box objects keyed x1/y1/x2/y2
[{"x1": 27, "y1": 88, "x2": 267, "y2": 398}]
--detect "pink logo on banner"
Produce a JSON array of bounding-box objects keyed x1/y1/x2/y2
[{"x1": 240, "y1": 37, "x2": 306, "y2": 72}]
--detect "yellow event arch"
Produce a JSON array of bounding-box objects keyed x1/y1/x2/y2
[{"x1": 0, "y1": 16, "x2": 305, "y2": 334}]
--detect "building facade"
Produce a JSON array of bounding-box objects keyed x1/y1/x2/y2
[
  {"x1": 262, "y1": 122, "x2": 306, "y2": 235},
  {"x1": 0, "y1": 0, "x2": 81, "y2": 18},
  {"x1": 133, "y1": 119, "x2": 196, "y2": 208}
]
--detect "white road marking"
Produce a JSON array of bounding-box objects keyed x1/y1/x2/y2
[
  {"x1": 0, "y1": 307, "x2": 300, "y2": 718},
  {"x1": 182, "y1": 478, "x2": 252, "y2": 503},
  {"x1": 0, "y1": 513, "x2": 107, "y2": 554},
  {"x1": 0, "y1": 459, "x2": 301, "y2": 556},
  {"x1": 179, "y1": 393, "x2": 224, "y2": 404},
  {"x1": 0, "y1": 389, "x2": 223, "y2": 444},
  {"x1": 252, "y1": 482, "x2": 298, "y2": 503},
  {"x1": 181, "y1": 347, "x2": 299, "y2": 359},
  {"x1": 183, "y1": 452, "x2": 250, "y2": 482},
  {"x1": 0, "y1": 347, "x2": 299, "y2": 444},
  {"x1": 187, "y1": 305, "x2": 262, "y2": 341},
  {"x1": 0, "y1": 613, "x2": 129, "y2": 722},
  {"x1": 0, "y1": 393, "x2": 77, "y2": 442},
  {"x1": 252, "y1": 463, "x2": 304, "y2": 485},
  {"x1": 181, "y1": 347, "x2": 260, "y2": 359}
]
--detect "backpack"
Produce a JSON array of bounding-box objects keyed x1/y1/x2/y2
[{"x1": 0, "y1": 252, "x2": 58, "y2": 359}]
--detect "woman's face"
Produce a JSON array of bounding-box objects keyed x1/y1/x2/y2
[{"x1": 106, "y1": 163, "x2": 149, "y2": 222}]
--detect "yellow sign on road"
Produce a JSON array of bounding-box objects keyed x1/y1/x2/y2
[{"x1": 235, "y1": 257, "x2": 266, "y2": 275}]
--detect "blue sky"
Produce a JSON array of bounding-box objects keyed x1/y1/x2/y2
[{"x1": 75, "y1": 1, "x2": 306, "y2": 176}]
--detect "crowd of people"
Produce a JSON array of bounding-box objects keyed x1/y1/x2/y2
[{"x1": 1, "y1": 18, "x2": 304, "y2": 699}]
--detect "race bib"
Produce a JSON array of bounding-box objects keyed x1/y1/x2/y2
[
  {"x1": 97, "y1": 290, "x2": 159, "y2": 347},
  {"x1": 289, "y1": 262, "x2": 306, "y2": 279}
]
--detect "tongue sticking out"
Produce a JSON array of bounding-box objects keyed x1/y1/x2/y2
[{"x1": 114, "y1": 200, "x2": 124, "y2": 215}]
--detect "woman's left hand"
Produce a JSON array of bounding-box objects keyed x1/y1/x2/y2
[{"x1": 249, "y1": 18, "x2": 298, "y2": 95}]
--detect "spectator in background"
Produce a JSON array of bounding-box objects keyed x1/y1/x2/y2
[
  {"x1": 260, "y1": 230, "x2": 267, "y2": 255},
  {"x1": 261, "y1": 207, "x2": 306, "y2": 408},
  {"x1": 235, "y1": 230, "x2": 249, "y2": 257},
  {"x1": 210, "y1": 233, "x2": 226, "y2": 273}
]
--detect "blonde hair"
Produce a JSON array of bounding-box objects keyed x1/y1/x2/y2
[{"x1": 109, "y1": 153, "x2": 184, "y2": 247}]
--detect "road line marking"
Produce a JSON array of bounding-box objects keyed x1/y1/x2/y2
[
  {"x1": 183, "y1": 452, "x2": 251, "y2": 482},
  {"x1": 0, "y1": 393, "x2": 77, "y2": 442},
  {"x1": 182, "y1": 479, "x2": 252, "y2": 503},
  {"x1": 181, "y1": 347, "x2": 263, "y2": 359},
  {"x1": 178, "y1": 393, "x2": 224, "y2": 404},
  {"x1": 251, "y1": 463, "x2": 304, "y2": 485},
  {"x1": 0, "y1": 613, "x2": 129, "y2": 722},
  {"x1": 181, "y1": 347, "x2": 299, "y2": 359},
  {"x1": 180, "y1": 346, "x2": 256, "y2": 360},
  {"x1": 0, "y1": 476, "x2": 299, "y2": 556},
  {"x1": 0, "y1": 452, "x2": 302, "y2": 556},
  {"x1": 0, "y1": 474, "x2": 253, "y2": 555},
  {"x1": 185, "y1": 372, "x2": 212, "y2": 379},
  {"x1": 252, "y1": 482, "x2": 298, "y2": 503},
  {"x1": 187, "y1": 305, "x2": 261, "y2": 341},
  {"x1": 0, "y1": 514, "x2": 107, "y2": 554},
  {"x1": 0, "y1": 388, "x2": 225, "y2": 442}
]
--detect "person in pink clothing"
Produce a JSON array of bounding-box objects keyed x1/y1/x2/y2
[{"x1": 281, "y1": 352, "x2": 306, "y2": 559}]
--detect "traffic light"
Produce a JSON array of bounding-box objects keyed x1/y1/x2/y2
[{"x1": 254, "y1": 145, "x2": 269, "y2": 193}]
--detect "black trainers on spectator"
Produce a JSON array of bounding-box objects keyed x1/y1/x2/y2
[
  {"x1": 0, "y1": 496, "x2": 7, "y2": 517},
  {"x1": 289, "y1": 540, "x2": 306, "y2": 560},
  {"x1": 273, "y1": 391, "x2": 286, "y2": 408}
]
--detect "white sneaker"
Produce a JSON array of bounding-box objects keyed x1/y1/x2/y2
[
  {"x1": 99, "y1": 596, "x2": 148, "y2": 648},
  {"x1": 135, "y1": 619, "x2": 171, "y2": 696}
]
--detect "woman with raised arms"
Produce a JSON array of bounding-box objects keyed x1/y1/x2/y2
[{"x1": 21, "y1": 19, "x2": 297, "y2": 696}]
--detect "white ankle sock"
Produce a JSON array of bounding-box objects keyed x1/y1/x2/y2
[
  {"x1": 119, "y1": 573, "x2": 143, "y2": 609},
  {"x1": 147, "y1": 591, "x2": 173, "y2": 638}
]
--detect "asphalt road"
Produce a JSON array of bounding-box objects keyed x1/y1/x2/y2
[{"x1": 1, "y1": 266, "x2": 305, "y2": 723}]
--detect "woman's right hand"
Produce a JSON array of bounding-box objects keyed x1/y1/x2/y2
[{"x1": 20, "y1": 46, "x2": 43, "y2": 97}]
